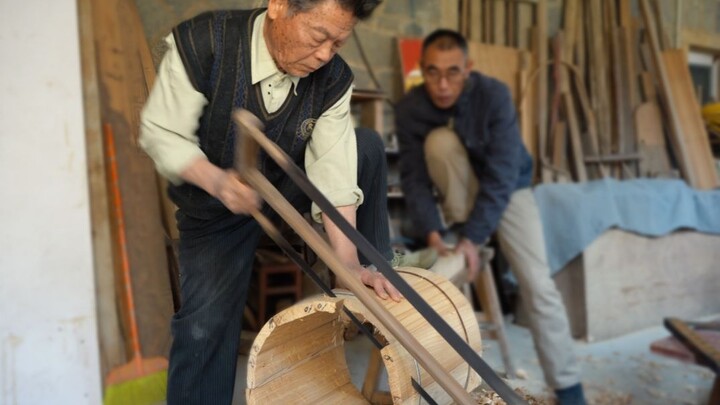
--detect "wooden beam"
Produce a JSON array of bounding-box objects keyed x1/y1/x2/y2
[
  {"x1": 681, "y1": 29, "x2": 720, "y2": 53},
  {"x1": 78, "y1": 0, "x2": 126, "y2": 377},
  {"x1": 440, "y1": 0, "x2": 460, "y2": 30},
  {"x1": 91, "y1": 0, "x2": 174, "y2": 359},
  {"x1": 494, "y1": 0, "x2": 506, "y2": 45},
  {"x1": 536, "y1": 0, "x2": 549, "y2": 181},
  {"x1": 662, "y1": 49, "x2": 720, "y2": 189},
  {"x1": 639, "y1": 0, "x2": 695, "y2": 185},
  {"x1": 635, "y1": 101, "x2": 673, "y2": 177}
]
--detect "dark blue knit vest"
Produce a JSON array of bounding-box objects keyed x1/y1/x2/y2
[{"x1": 169, "y1": 9, "x2": 353, "y2": 219}]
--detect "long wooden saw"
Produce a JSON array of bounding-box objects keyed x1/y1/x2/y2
[{"x1": 233, "y1": 109, "x2": 526, "y2": 405}]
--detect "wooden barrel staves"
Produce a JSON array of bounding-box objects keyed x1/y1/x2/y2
[{"x1": 246, "y1": 267, "x2": 482, "y2": 404}]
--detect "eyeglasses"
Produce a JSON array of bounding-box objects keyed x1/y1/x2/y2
[{"x1": 422, "y1": 67, "x2": 465, "y2": 84}]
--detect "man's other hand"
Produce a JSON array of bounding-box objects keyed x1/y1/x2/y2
[{"x1": 454, "y1": 238, "x2": 481, "y2": 281}]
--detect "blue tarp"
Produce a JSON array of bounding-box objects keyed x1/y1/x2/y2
[{"x1": 533, "y1": 178, "x2": 720, "y2": 273}]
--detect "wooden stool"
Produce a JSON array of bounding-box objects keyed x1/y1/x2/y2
[
  {"x1": 431, "y1": 248, "x2": 516, "y2": 378},
  {"x1": 252, "y1": 261, "x2": 303, "y2": 328},
  {"x1": 468, "y1": 246, "x2": 516, "y2": 379}
]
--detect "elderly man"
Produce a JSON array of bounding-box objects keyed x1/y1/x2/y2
[
  {"x1": 395, "y1": 29, "x2": 587, "y2": 405},
  {"x1": 139, "y1": 1, "x2": 414, "y2": 403}
]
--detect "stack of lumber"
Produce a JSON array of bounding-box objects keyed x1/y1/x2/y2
[
  {"x1": 459, "y1": 0, "x2": 718, "y2": 189},
  {"x1": 544, "y1": 0, "x2": 718, "y2": 188}
]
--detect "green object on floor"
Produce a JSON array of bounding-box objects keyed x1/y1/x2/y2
[{"x1": 103, "y1": 369, "x2": 167, "y2": 405}]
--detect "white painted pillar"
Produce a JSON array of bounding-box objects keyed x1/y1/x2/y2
[{"x1": 0, "y1": 0, "x2": 103, "y2": 403}]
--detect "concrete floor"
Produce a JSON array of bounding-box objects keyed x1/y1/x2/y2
[{"x1": 231, "y1": 315, "x2": 717, "y2": 404}]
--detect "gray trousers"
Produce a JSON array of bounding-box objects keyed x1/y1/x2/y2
[{"x1": 425, "y1": 127, "x2": 581, "y2": 389}]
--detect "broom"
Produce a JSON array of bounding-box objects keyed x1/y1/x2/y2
[{"x1": 102, "y1": 123, "x2": 168, "y2": 405}]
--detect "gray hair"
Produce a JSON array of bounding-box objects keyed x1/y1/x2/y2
[{"x1": 287, "y1": 0, "x2": 382, "y2": 20}]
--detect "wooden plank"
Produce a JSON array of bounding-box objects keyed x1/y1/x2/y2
[
  {"x1": 635, "y1": 102, "x2": 673, "y2": 177},
  {"x1": 662, "y1": 49, "x2": 720, "y2": 189},
  {"x1": 506, "y1": 0, "x2": 516, "y2": 47},
  {"x1": 551, "y1": 120, "x2": 567, "y2": 171},
  {"x1": 549, "y1": 32, "x2": 564, "y2": 162},
  {"x1": 588, "y1": 0, "x2": 612, "y2": 158},
  {"x1": 563, "y1": 92, "x2": 588, "y2": 181},
  {"x1": 91, "y1": 0, "x2": 174, "y2": 359},
  {"x1": 494, "y1": 0, "x2": 506, "y2": 45},
  {"x1": 78, "y1": 0, "x2": 126, "y2": 377},
  {"x1": 640, "y1": 71, "x2": 657, "y2": 101},
  {"x1": 469, "y1": 0, "x2": 483, "y2": 42},
  {"x1": 484, "y1": 0, "x2": 493, "y2": 43},
  {"x1": 571, "y1": 70, "x2": 606, "y2": 179},
  {"x1": 619, "y1": 0, "x2": 632, "y2": 27},
  {"x1": 559, "y1": 0, "x2": 590, "y2": 180},
  {"x1": 467, "y1": 41, "x2": 523, "y2": 103},
  {"x1": 518, "y1": 50, "x2": 538, "y2": 165},
  {"x1": 619, "y1": 2, "x2": 640, "y2": 113},
  {"x1": 440, "y1": 0, "x2": 460, "y2": 30},
  {"x1": 639, "y1": 0, "x2": 696, "y2": 186},
  {"x1": 460, "y1": 0, "x2": 469, "y2": 38},
  {"x1": 536, "y1": 0, "x2": 549, "y2": 182},
  {"x1": 681, "y1": 29, "x2": 720, "y2": 52},
  {"x1": 575, "y1": 0, "x2": 586, "y2": 75},
  {"x1": 132, "y1": 0, "x2": 180, "y2": 242},
  {"x1": 562, "y1": 0, "x2": 578, "y2": 56},
  {"x1": 619, "y1": 27, "x2": 640, "y2": 176},
  {"x1": 516, "y1": 2, "x2": 533, "y2": 50},
  {"x1": 651, "y1": 0, "x2": 671, "y2": 50},
  {"x1": 610, "y1": 27, "x2": 636, "y2": 177}
]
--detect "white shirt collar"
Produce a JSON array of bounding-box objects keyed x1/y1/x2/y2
[{"x1": 251, "y1": 12, "x2": 300, "y2": 93}]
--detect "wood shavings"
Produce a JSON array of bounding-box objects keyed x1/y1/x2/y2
[{"x1": 471, "y1": 387, "x2": 551, "y2": 404}]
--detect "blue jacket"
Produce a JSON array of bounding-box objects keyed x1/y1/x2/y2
[{"x1": 395, "y1": 71, "x2": 533, "y2": 243}]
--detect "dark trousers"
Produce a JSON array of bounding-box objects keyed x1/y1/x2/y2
[{"x1": 167, "y1": 128, "x2": 392, "y2": 404}]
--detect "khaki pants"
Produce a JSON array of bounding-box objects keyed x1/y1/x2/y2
[{"x1": 425, "y1": 127, "x2": 581, "y2": 389}]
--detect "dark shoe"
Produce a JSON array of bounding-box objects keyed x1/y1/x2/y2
[
  {"x1": 390, "y1": 248, "x2": 438, "y2": 269},
  {"x1": 555, "y1": 383, "x2": 587, "y2": 405}
]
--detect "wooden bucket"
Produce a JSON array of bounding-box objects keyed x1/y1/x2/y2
[{"x1": 246, "y1": 267, "x2": 482, "y2": 404}]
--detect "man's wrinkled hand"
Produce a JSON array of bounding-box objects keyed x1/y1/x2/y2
[
  {"x1": 358, "y1": 266, "x2": 403, "y2": 302},
  {"x1": 212, "y1": 169, "x2": 260, "y2": 214}
]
